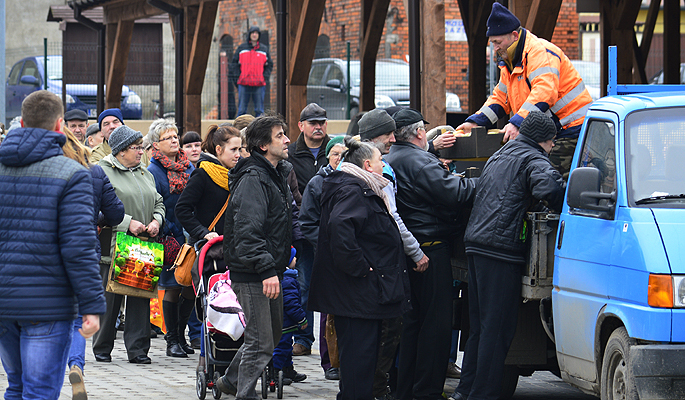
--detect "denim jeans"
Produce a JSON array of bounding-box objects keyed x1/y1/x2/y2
[
  {"x1": 237, "y1": 85, "x2": 265, "y2": 117},
  {"x1": 293, "y1": 240, "x2": 315, "y2": 349},
  {"x1": 68, "y1": 316, "x2": 86, "y2": 370},
  {"x1": 224, "y1": 281, "x2": 283, "y2": 400},
  {"x1": 0, "y1": 319, "x2": 73, "y2": 400}
]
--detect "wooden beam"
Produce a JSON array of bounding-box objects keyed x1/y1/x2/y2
[
  {"x1": 420, "y1": 0, "x2": 446, "y2": 124},
  {"x1": 185, "y1": 2, "x2": 218, "y2": 95},
  {"x1": 663, "y1": 0, "x2": 680, "y2": 84},
  {"x1": 525, "y1": 0, "x2": 562, "y2": 41},
  {"x1": 102, "y1": 0, "x2": 216, "y2": 24},
  {"x1": 458, "y1": 0, "x2": 494, "y2": 114},
  {"x1": 599, "y1": 0, "x2": 637, "y2": 87},
  {"x1": 105, "y1": 20, "x2": 134, "y2": 109},
  {"x1": 359, "y1": 0, "x2": 391, "y2": 112},
  {"x1": 639, "y1": 0, "x2": 660, "y2": 59}
]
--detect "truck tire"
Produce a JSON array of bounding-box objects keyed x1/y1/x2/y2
[
  {"x1": 600, "y1": 327, "x2": 638, "y2": 400},
  {"x1": 498, "y1": 365, "x2": 519, "y2": 399}
]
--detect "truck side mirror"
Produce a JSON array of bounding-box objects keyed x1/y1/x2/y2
[
  {"x1": 326, "y1": 79, "x2": 343, "y2": 91},
  {"x1": 20, "y1": 75, "x2": 40, "y2": 86},
  {"x1": 567, "y1": 167, "x2": 616, "y2": 214}
]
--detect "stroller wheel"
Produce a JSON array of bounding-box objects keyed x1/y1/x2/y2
[
  {"x1": 196, "y1": 371, "x2": 207, "y2": 400},
  {"x1": 261, "y1": 369, "x2": 268, "y2": 399},
  {"x1": 212, "y1": 372, "x2": 222, "y2": 399},
  {"x1": 277, "y1": 370, "x2": 284, "y2": 399}
]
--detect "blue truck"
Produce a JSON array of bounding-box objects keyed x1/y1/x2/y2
[
  {"x1": 5, "y1": 55, "x2": 142, "y2": 124},
  {"x1": 451, "y1": 46, "x2": 685, "y2": 400}
]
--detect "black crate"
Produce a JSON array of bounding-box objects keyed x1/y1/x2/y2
[{"x1": 439, "y1": 126, "x2": 505, "y2": 159}]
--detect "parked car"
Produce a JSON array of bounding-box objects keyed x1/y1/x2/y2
[
  {"x1": 649, "y1": 63, "x2": 685, "y2": 84},
  {"x1": 5, "y1": 55, "x2": 142, "y2": 124},
  {"x1": 307, "y1": 58, "x2": 461, "y2": 119},
  {"x1": 570, "y1": 59, "x2": 601, "y2": 100}
]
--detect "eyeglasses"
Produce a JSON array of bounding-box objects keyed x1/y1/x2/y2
[
  {"x1": 159, "y1": 135, "x2": 179, "y2": 142},
  {"x1": 127, "y1": 146, "x2": 144, "y2": 152}
]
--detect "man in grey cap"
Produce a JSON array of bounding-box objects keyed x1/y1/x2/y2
[
  {"x1": 385, "y1": 108, "x2": 477, "y2": 400},
  {"x1": 449, "y1": 111, "x2": 565, "y2": 400},
  {"x1": 64, "y1": 109, "x2": 90, "y2": 143},
  {"x1": 359, "y1": 109, "x2": 429, "y2": 400},
  {"x1": 289, "y1": 102, "x2": 331, "y2": 357},
  {"x1": 85, "y1": 124, "x2": 104, "y2": 149}
]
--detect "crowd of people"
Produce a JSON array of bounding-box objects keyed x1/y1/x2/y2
[{"x1": 0, "y1": 4, "x2": 588, "y2": 400}]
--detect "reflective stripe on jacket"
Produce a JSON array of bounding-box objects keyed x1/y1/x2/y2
[{"x1": 468, "y1": 29, "x2": 593, "y2": 138}]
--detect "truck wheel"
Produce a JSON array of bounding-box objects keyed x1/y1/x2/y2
[
  {"x1": 498, "y1": 365, "x2": 519, "y2": 399},
  {"x1": 601, "y1": 327, "x2": 638, "y2": 400}
]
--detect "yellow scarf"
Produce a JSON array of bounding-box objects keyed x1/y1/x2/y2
[
  {"x1": 200, "y1": 161, "x2": 229, "y2": 191},
  {"x1": 504, "y1": 29, "x2": 522, "y2": 71}
]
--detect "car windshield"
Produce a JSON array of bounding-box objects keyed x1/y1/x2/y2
[
  {"x1": 626, "y1": 107, "x2": 685, "y2": 208},
  {"x1": 36, "y1": 56, "x2": 62, "y2": 81},
  {"x1": 571, "y1": 60, "x2": 600, "y2": 87},
  {"x1": 349, "y1": 61, "x2": 410, "y2": 88}
]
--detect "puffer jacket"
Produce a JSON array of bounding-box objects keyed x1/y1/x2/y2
[
  {"x1": 0, "y1": 127, "x2": 106, "y2": 321},
  {"x1": 282, "y1": 269, "x2": 307, "y2": 333},
  {"x1": 464, "y1": 134, "x2": 566, "y2": 263},
  {"x1": 232, "y1": 27, "x2": 273, "y2": 87},
  {"x1": 384, "y1": 141, "x2": 477, "y2": 243},
  {"x1": 98, "y1": 154, "x2": 165, "y2": 265},
  {"x1": 147, "y1": 155, "x2": 195, "y2": 244},
  {"x1": 91, "y1": 164, "x2": 125, "y2": 258},
  {"x1": 299, "y1": 164, "x2": 335, "y2": 248},
  {"x1": 223, "y1": 152, "x2": 293, "y2": 283},
  {"x1": 467, "y1": 29, "x2": 593, "y2": 139},
  {"x1": 288, "y1": 133, "x2": 331, "y2": 196},
  {"x1": 309, "y1": 171, "x2": 409, "y2": 320}
]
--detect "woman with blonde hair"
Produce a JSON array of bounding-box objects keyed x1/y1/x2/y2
[{"x1": 61, "y1": 127, "x2": 124, "y2": 399}]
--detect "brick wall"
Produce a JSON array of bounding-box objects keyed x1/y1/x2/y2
[{"x1": 218, "y1": 0, "x2": 579, "y2": 113}]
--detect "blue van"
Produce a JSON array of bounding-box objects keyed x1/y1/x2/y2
[{"x1": 5, "y1": 55, "x2": 142, "y2": 124}]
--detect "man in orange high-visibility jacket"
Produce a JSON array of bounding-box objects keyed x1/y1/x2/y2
[{"x1": 457, "y1": 2, "x2": 593, "y2": 178}]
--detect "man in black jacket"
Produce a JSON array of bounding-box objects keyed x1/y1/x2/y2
[
  {"x1": 385, "y1": 108, "x2": 477, "y2": 400},
  {"x1": 217, "y1": 115, "x2": 293, "y2": 399},
  {"x1": 449, "y1": 111, "x2": 565, "y2": 400},
  {"x1": 288, "y1": 102, "x2": 331, "y2": 356}
]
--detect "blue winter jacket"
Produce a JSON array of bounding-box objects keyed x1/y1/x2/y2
[
  {"x1": 282, "y1": 269, "x2": 307, "y2": 333},
  {"x1": 147, "y1": 157, "x2": 194, "y2": 244},
  {"x1": 91, "y1": 164, "x2": 125, "y2": 258},
  {"x1": 0, "y1": 127, "x2": 106, "y2": 321}
]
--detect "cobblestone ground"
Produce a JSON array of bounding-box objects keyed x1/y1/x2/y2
[{"x1": 0, "y1": 314, "x2": 597, "y2": 400}]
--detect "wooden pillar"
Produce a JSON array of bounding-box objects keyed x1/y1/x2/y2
[
  {"x1": 457, "y1": 0, "x2": 493, "y2": 114},
  {"x1": 420, "y1": 0, "x2": 446, "y2": 124},
  {"x1": 359, "y1": 0, "x2": 390, "y2": 112},
  {"x1": 511, "y1": 0, "x2": 562, "y2": 41},
  {"x1": 663, "y1": 0, "x2": 680, "y2": 84},
  {"x1": 599, "y1": 0, "x2": 640, "y2": 93},
  {"x1": 105, "y1": 20, "x2": 134, "y2": 109}
]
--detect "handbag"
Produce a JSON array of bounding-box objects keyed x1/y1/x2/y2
[
  {"x1": 172, "y1": 195, "x2": 230, "y2": 286},
  {"x1": 159, "y1": 234, "x2": 181, "y2": 265},
  {"x1": 326, "y1": 314, "x2": 339, "y2": 368},
  {"x1": 106, "y1": 232, "x2": 163, "y2": 299}
]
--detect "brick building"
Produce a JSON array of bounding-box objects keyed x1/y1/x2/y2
[{"x1": 217, "y1": 0, "x2": 580, "y2": 113}]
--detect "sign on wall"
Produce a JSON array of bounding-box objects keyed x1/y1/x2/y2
[{"x1": 445, "y1": 19, "x2": 467, "y2": 42}]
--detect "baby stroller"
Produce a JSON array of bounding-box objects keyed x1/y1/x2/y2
[{"x1": 193, "y1": 236, "x2": 244, "y2": 400}]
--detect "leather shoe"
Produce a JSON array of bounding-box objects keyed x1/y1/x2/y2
[
  {"x1": 292, "y1": 343, "x2": 311, "y2": 356},
  {"x1": 167, "y1": 343, "x2": 188, "y2": 358},
  {"x1": 448, "y1": 391, "x2": 467, "y2": 400},
  {"x1": 94, "y1": 353, "x2": 111, "y2": 362},
  {"x1": 446, "y1": 362, "x2": 461, "y2": 379},
  {"x1": 324, "y1": 367, "x2": 340, "y2": 380},
  {"x1": 216, "y1": 375, "x2": 237, "y2": 395},
  {"x1": 129, "y1": 355, "x2": 152, "y2": 364}
]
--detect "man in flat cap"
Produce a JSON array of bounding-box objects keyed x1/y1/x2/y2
[
  {"x1": 457, "y1": 2, "x2": 592, "y2": 179},
  {"x1": 64, "y1": 109, "x2": 89, "y2": 143},
  {"x1": 385, "y1": 108, "x2": 476, "y2": 400},
  {"x1": 288, "y1": 102, "x2": 331, "y2": 358},
  {"x1": 449, "y1": 111, "x2": 565, "y2": 400}
]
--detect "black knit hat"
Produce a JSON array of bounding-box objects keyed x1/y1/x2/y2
[
  {"x1": 486, "y1": 2, "x2": 521, "y2": 37},
  {"x1": 519, "y1": 111, "x2": 557, "y2": 143},
  {"x1": 109, "y1": 125, "x2": 143, "y2": 155},
  {"x1": 359, "y1": 109, "x2": 396, "y2": 141}
]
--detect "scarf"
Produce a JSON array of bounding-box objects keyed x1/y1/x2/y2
[
  {"x1": 339, "y1": 162, "x2": 391, "y2": 212},
  {"x1": 200, "y1": 160, "x2": 229, "y2": 191},
  {"x1": 151, "y1": 147, "x2": 190, "y2": 194}
]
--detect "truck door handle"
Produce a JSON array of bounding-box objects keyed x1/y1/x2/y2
[
  {"x1": 319, "y1": 95, "x2": 325, "y2": 100},
  {"x1": 557, "y1": 220, "x2": 565, "y2": 249}
]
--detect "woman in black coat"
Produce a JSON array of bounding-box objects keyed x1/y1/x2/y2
[{"x1": 309, "y1": 138, "x2": 409, "y2": 400}]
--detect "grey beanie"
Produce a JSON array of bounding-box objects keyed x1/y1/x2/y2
[
  {"x1": 109, "y1": 125, "x2": 143, "y2": 155},
  {"x1": 358, "y1": 109, "x2": 396, "y2": 141},
  {"x1": 519, "y1": 111, "x2": 557, "y2": 143}
]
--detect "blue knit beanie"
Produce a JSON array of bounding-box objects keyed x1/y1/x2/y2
[
  {"x1": 97, "y1": 108, "x2": 124, "y2": 130},
  {"x1": 486, "y1": 3, "x2": 521, "y2": 37}
]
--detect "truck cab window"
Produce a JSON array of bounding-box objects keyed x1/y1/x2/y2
[{"x1": 578, "y1": 120, "x2": 616, "y2": 195}]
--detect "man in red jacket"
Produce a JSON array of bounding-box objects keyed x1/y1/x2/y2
[{"x1": 232, "y1": 26, "x2": 273, "y2": 117}]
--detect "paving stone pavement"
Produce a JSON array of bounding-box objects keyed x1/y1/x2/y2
[{"x1": 1, "y1": 314, "x2": 597, "y2": 400}]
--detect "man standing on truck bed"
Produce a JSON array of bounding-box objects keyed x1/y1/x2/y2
[
  {"x1": 449, "y1": 111, "x2": 565, "y2": 400},
  {"x1": 456, "y1": 2, "x2": 593, "y2": 179}
]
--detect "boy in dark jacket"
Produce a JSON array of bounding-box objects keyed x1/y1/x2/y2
[{"x1": 272, "y1": 248, "x2": 308, "y2": 384}]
